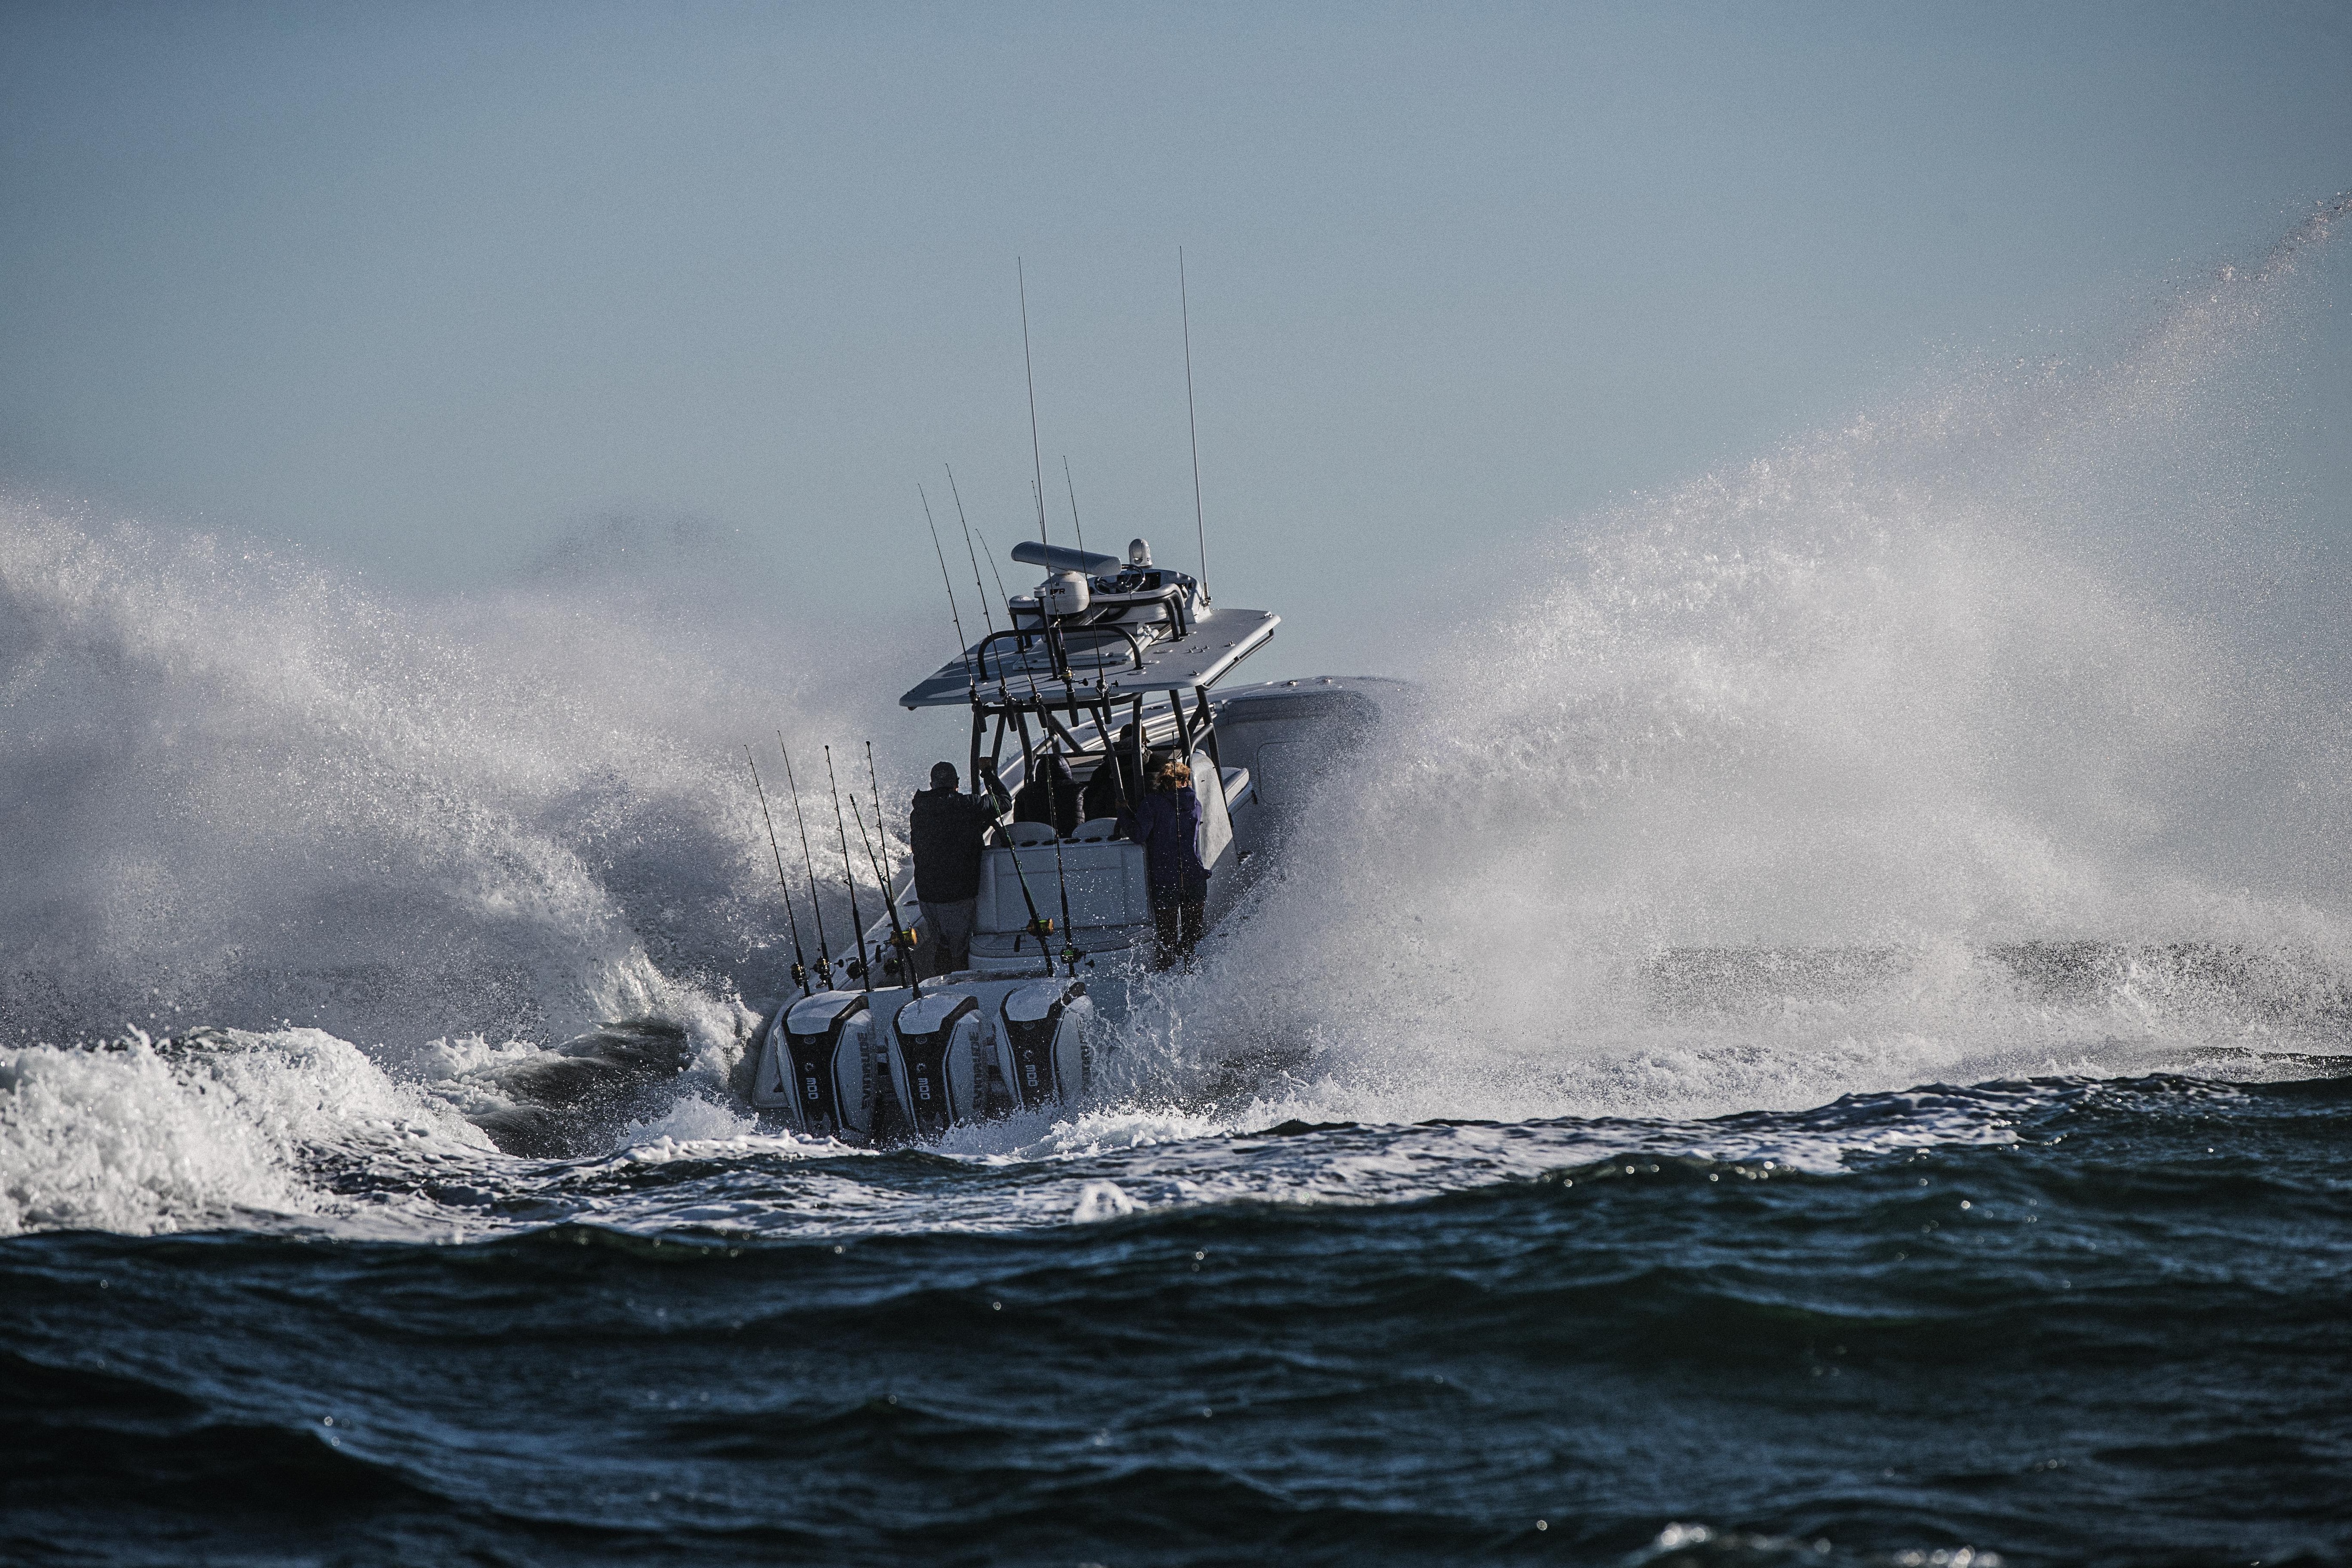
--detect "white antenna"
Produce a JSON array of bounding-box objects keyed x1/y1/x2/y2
[
  {"x1": 1180, "y1": 246, "x2": 1208, "y2": 596},
  {"x1": 1018, "y1": 258, "x2": 1050, "y2": 551}
]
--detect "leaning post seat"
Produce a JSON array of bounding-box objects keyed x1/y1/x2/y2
[{"x1": 968, "y1": 835, "x2": 1154, "y2": 971}]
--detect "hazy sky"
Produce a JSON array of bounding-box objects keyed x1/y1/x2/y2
[{"x1": 4, "y1": 1, "x2": 2349, "y2": 677}]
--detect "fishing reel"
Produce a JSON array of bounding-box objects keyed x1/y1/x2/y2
[
  {"x1": 880, "y1": 928, "x2": 919, "y2": 980},
  {"x1": 1012, "y1": 912, "x2": 1055, "y2": 955},
  {"x1": 790, "y1": 960, "x2": 808, "y2": 990}
]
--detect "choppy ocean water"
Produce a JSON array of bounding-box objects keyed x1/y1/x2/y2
[
  {"x1": 6, "y1": 1063, "x2": 2349, "y2": 1565},
  {"x1": 8, "y1": 204, "x2": 2352, "y2": 1562}
]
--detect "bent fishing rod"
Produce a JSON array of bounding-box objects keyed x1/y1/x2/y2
[
  {"x1": 779, "y1": 737, "x2": 834, "y2": 989},
  {"x1": 746, "y1": 747, "x2": 812, "y2": 998},
  {"x1": 823, "y1": 746, "x2": 871, "y2": 991}
]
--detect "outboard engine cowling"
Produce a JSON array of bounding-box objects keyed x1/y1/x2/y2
[
  {"x1": 997, "y1": 979, "x2": 1091, "y2": 1110},
  {"x1": 888, "y1": 991, "x2": 987, "y2": 1137},
  {"x1": 753, "y1": 990, "x2": 874, "y2": 1138}
]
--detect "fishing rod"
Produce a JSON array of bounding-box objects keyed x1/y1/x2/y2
[
  {"x1": 982, "y1": 632, "x2": 1059, "y2": 964},
  {"x1": 977, "y1": 672, "x2": 1056, "y2": 963},
  {"x1": 992, "y1": 751, "x2": 1057, "y2": 963},
  {"x1": 946, "y1": 468, "x2": 1029, "y2": 812},
  {"x1": 1017, "y1": 257, "x2": 1050, "y2": 551},
  {"x1": 1062, "y1": 455, "x2": 1085, "y2": 557},
  {"x1": 824, "y1": 746, "x2": 871, "y2": 990},
  {"x1": 1180, "y1": 245, "x2": 1208, "y2": 597},
  {"x1": 1009, "y1": 650, "x2": 1082, "y2": 977},
  {"x1": 848, "y1": 773, "x2": 921, "y2": 1000},
  {"x1": 1040, "y1": 743, "x2": 1079, "y2": 978},
  {"x1": 779, "y1": 737, "x2": 834, "y2": 989},
  {"x1": 846, "y1": 795, "x2": 914, "y2": 990},
  {"x1": 945, "y1": 493, "x2": 1053, "y2": 959},
  {"x1": 946, "y1": 465, "x2": 995, "y2": 634},
  {"x1": 919, "y1": 484, "x2": 977, "y2": 702},
  {"x1": 864, "y1": 740, "x2": 901, "y2": 896},
  {"x1": 746, "y1": 748, "x2": 812, "y2": 998},
  {"x1": 973, "y1": 526, "x2": 1012, "y2": 616}
]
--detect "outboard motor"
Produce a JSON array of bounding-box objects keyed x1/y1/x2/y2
[
  {"x1": 997, "y1": 979, "x2": 1091, "y2": 1111},
  {"x1": 888, "y1": 991, "x2": 987, "y2": 1137},
  {"x1": 755, "y1": 991, "x2": 874, "y2": 1138}
]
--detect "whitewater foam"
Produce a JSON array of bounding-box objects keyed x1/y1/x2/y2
[{"x1": 0, "y1": 1028, "x2": 492, "y2": 1236}]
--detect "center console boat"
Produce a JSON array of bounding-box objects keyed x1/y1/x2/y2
[{"x1": 743, "y1": 534, "x2": 1401, "y2": 1141}]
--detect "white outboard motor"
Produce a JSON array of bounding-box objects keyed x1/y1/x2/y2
[
  {"x1": 887, "y1": 991, "x2": 989, "y2": 1137},
  {"x1": 1039, "y1": 569, "x2": 1091, "y2": 620},
  {"x1": 996, "y1": 979, "x2": 1091, "y2": 1111},
  {"x1": 754, "y1": 990, "x2": 875, "y2": 1138}
]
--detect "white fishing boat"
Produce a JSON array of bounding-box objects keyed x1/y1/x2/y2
[{"x1": 744, "y1": 534, "x2": 1401, "y2": 1141}]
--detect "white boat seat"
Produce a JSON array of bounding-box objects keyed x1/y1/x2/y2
[
  {"x1": 1004, "y1": 821, "x2": 1058, "y2": 846},
  {"x1": 1071, "y1": 816, "x2": 1122, "y2": 842}
]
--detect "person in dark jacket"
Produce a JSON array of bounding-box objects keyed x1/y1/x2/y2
[
  {"x1": 1130, "y1": 756, "x2": 1209, "y2": 969},
  {"x1": 1081, "y1": 722, "x2": 1147, "y2": 827},
  {"x1": 909, "y1": 761, "x2": 1002, "y2": 976},
  {"x1": 1013, "y1": 748, "x2": 1080, "y2": 839}
]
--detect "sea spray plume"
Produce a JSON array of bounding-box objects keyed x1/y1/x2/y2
[
  {"x1": 0, "y1": 501, "x2": 889, "y2": 1051},
  {"x1": 1151, "y1": 205, "x2": 2352, "y2": 1127}
]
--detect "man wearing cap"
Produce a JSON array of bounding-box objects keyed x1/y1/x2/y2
[{"x1": 908, "y1": 761, "x2": 1002, "y2": 977}]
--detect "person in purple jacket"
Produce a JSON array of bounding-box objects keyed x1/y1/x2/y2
[{"x1": 1129, "y1": 756, "x2": 1209, "y2": 969}]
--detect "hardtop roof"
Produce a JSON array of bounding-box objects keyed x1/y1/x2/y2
[{"x1": 898, "y1": 608, "x2": 1280, "y2": 709}]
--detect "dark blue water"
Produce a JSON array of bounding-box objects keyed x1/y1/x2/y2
[{"x1": 8, "y1": 1070, "x2": 2348, "y2": 1566}]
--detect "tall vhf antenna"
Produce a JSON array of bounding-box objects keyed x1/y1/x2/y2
[
  {"x1": 1063, "y1": 455, "x2": 1085, "y2": 556},
  {"x1": 1018, "y1": 257, "x2": 1050, "y2": 550},
  {"x1": 1181, "y1": 245, "x2": 1208, "y2": 596}
]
